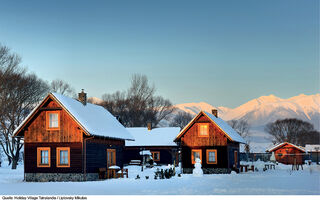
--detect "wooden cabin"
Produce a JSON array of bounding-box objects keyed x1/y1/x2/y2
[
  {"x1": 174, "y1": 110, "x2": 246, "y2": 174},
  {"x1": 124, "y1": 126, "x2": 180, "y2": 165},
  {"x1": 13, "y1": 91, "x2": 134, "y2": 182},
  {"x1": 266, "y1": 142, "x2": 306, "y2": 165}
]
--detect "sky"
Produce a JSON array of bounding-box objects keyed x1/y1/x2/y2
[{"x1": 0, "y1": 0, "x2": 319, "y2": 108}]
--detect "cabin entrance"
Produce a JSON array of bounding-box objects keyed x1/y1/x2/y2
[{"x1": 107, "y1": 149, "x2": 116, "y2": 167}]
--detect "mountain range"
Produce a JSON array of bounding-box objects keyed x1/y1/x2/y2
[{"x1": 174, "y1": 94, "x2": 320, "y2": 152}]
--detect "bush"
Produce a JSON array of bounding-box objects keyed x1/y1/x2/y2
[{"x1": 154, "y1": 167, "x2": 175, "y2": 179}]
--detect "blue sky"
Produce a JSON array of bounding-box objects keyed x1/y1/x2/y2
[{"x1": 0, "y1": 0, "x2": 318, "y2": 108}]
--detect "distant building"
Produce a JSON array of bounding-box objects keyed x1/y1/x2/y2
[
  {"x1": 13, "y1": 91, "x2": 134, "y2": 182},
  {"x1": 266, "y1": 142, "x2": 306, "y2": 165},
  {"x1": 305, "y1": 144, "x2": 320, "y2": 164},
  {"x1": 124, "y1": 126, "x2": 180, "y2": 165},
  {"x1": 174, "y1": 110, "x2": 246, "y2": 174}
]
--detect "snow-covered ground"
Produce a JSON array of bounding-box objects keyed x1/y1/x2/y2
[{"x1": 0, "y1": 161, "x2": 319, "y2": 195}]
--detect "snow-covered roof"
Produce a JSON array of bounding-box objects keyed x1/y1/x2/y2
[
  {"x1": 13, "y1": 93, "x2": 134, "y2": 141},
  {"x1": 174, "y1": 111, "x2": 246, "y2": 143},
  {"x1": 126, "y1": 127, "x2": 180, "y2": 146},
  {"x1": 203, "y1": 111, "x2": 246, "y2": 144},
  {"x1": 266, "y1": 142, "x2": 306, "y2": 152},
  {"x1": 305, "y1": 144, "x2": 320, "y2": 152}
]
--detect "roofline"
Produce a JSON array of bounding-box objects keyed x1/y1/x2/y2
[
  {"x1": 49, "y1": 93, "x2": 91, "y2": 136},
  {"x1": 266, "y1": 142, "x2": 306, "y2": 152},
  {"x1": 13, "y1": 93, "x2": 92, "y2": 137},
  {"x1": 174, "y1": 110, "x2": 245, "y2": 143}
]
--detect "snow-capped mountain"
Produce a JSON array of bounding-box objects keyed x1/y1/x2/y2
[
  {"x1": 175, "y1": 94, "x2": 320, "y2": 130},
  {"x1": 87, "y1": 96, "x2": 103, "y2": 104},
  {"x1": 174, "y1": 94, "x2": 320, "y2": 152}
]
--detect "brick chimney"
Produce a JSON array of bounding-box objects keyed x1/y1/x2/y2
[
  {"x1": 78, "y1": 89, "x2": 87, "y2": 106},
  {"x1": 147, "y1": 122, "x2": 152, "y2": 131},
  {"x1": 212, "y1": 109, "x2": 218, "y2": 118}
]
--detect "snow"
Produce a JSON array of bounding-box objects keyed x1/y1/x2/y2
[
  {"x1": 305, "y1": 144, "x2": 320, "y2": 152},
  {"x1": 204, "y1": 111, "x2": 246, "y2": 143},
  {"x1": 14, "y1": 93, "x2": 134, "y2": 141},
  {"x1": 126, "y1": 127, "x2": 180, "y2": 146},
  {"x1": 267, "y1": 142, "x2": 306, "y2": 153},
  {"x1": 1, "y1": 161, "x2": 320, "y2": 195},
  {"x1": 109, "y1": 165, "x2": 120, "y2": 169},
  {"x1": 140, "y1": 150, "x2": 152, "y2": 156},
  {"x1": 192, "y1": 158, "x2": 203, "y2": 177}
]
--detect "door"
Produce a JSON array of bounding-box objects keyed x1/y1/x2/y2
[
  {"x1": 107, "y1": 149, "x2": 116, "y2": 167},
  {"x1": 234, "y1": 150, "x2": 238, "y2": 168}
]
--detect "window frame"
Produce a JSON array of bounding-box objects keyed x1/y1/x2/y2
[
  {"x1": 107, "y1": 149, "x2": 116, "y2": 167},
  {"x1": 198, "y1": 123, "x2": 209, "y2": 137},
  {"x1": 56, "y1": 147, "x2": 70, "y2": 168},
  {"x1": 46, "y1": 111, "x2": 60, "y2": 130},
  {"x1": 151, "y1": 151, "x2": 160, "y2": 162},
  {"x1": 191, "y1": 149, "x2": 202, "y2": 164},
  {"x1": 37, "y1": 147, "x2": 51, "y2": 168},
  {"x1": 206, "y1": 149, "x2": 218, "y2": 164}
]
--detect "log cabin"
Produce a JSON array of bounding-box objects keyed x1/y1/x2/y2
[
  {"x1": 174, "y1": 110, "x2": 246, "y2": 174},
  {"x1": 266, "y1": 142, "x2": 306, "y2": 165},
  {"x1": 13, "y1": 90, "x2": 134, "y2": 182},
  {"x1": 124, "y1": 126, "x2": 180, "y2": 165}
]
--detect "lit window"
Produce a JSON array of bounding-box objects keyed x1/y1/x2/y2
[
  {"x1": 37, "y1": 147, "x2": 51, "y2": 167},
  {"x1": 207, "y1": 149, "x2": 217, "y2": 164},
  {"x1": 191, "y1": 149, "x2": 202, "y2": 164},
  {"x1": 46, "y1": 111, "x2": 59, "y2": 130},
  {"x1": 57, "y1": 147, "x2": 70, "y2": 167},
  {"x1": 198, "y1": 124, "x2": 209, "y2": 136},
  {"x1": 151, "y1": 151, "x2": 160, "y2": 161}
]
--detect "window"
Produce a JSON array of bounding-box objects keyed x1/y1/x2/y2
[
  {"x1": 207, "y1": 149, "x2": 217, "y2": 164},
  {"x1": 191, "y1": 149, "x2": 202, "y2": 164},
  {"x1": 198, "y1": 123, "x2": 209, "y2": 137},
  {"x1": 151, "y1": 151, "x2": 160, "y2": 161},
  {"x1": 37, "y1": 147, "x2": 50, "y2": 167},
  {"x1": 107, "y1": 149, "x2": 116, "y2": 167},
  {"x1": 56, "y1": 147, "x2": 70, "y2": 167},
  {"x1": 46, "y1": 111, "x2": 59, "y2": 130}
]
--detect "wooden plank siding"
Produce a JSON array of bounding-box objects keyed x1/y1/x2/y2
[
  {"x1": 85, "y1": 137, "x2": 125, "y2": 173},
  {"x1": 180, "y1": 115, "x2": 228, "y2": 147},
  {"x1": 176, "y1": 112, "x2": 242, "y2": 172},
  {"x1": 24, "y1": 142, "x2": 83, "y2": 173},
  {"x1": 24, "y1": 98, "x2": 83, "y2": 143},
  {"x1": 124, "y1": 146, "x2": 178, "y2": 165},
  {"x1": 273, "y1": 144, "x2": 304, "y2": 165}
]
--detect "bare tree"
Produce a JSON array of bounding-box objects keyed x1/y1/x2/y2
[
  {"x1": 170, "y1": 111, "x2": 193, "y2": 129},
  {"x1": 265, "y1": 118, "x2": 316, "y2": 146},
  {"x1": 228, "y1": 119, "x2": 251, "y2": 153},
  {"x1": 50, "y1": 79, "x2": 76, "y2": 98},
  {"x1": 0, "y1": 44, "x2": 49, "y2": 169},
  {"x1": 101, "y1": 74, "x2": 176, "y2": 127}
]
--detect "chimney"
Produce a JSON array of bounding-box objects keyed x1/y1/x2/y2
[
  {"x1": 212, "y1": 109, "x2": 218, "y2": 118},
  {"x1": 147, "y1": 122, "x2": 152, "y2": 131},
  {"x1": 78, "y1": 89, "x2": 87, "y2": 106}
]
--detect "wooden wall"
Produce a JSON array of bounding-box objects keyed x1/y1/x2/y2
[
  {"x1": 24, "y1": 142, "x2": 83, "y2": 173},
  {"x1": 181, "y1": 146, "x2": 229, "y2": 169},
  {"x1": 124, "y1": 146, "x2": 178, "y2": 165},
  {"x1": 24, "y1": 98, "x2": 83, "y2": 143},
  {"x1": 85, "y1": 137, "x2": 125, "y2": 173},
  {"x1": 180, "y1": 114, "x2": 228, "y2": 147},
  {"x1": 273, "y1": 144, "x2": 304, "y2": 164}
]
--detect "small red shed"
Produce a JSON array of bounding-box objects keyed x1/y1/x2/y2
[{"x1": 266, "y1": 142, "x2": 306, "y2": 165}]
